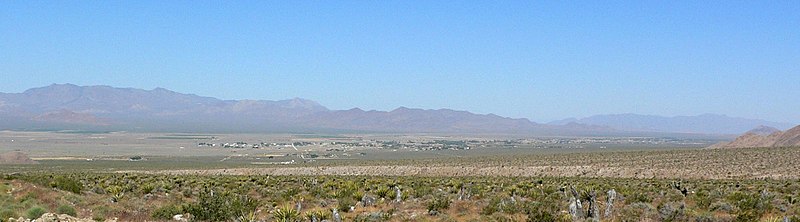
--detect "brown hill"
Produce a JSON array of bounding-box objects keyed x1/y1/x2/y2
[
  {"x1": 774, "y1": 125, "x2": 800, "y2": 147},
  {"x1": 0, "y1": 151, "x2": 38, "y2": 164},
  {"x1": 709, "y1": 125, "x2": 800, "y2": 149},
  {"x1": 745, "y1": 125, "x2": 781, "y2": 136}
]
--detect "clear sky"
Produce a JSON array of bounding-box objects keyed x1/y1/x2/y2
[{"x1": 1, "y1": 1, "x2": 798, "y2": 123}]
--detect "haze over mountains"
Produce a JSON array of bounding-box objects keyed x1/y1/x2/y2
[
  {"x1": 550, "y1": 114, "x2": 795, "y2": 135},
  {"x1": 0, "y1": 84, "x2": 793, "y2": 136}
]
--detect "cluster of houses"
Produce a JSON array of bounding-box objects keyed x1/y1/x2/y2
[
  {"x1": 193, "y1": 136, "x2": 705, "y2": 154},
  {"x1": 198, "y1": 142, "x2": 295, "y2": 149},
  {"x1": 196, "y1": 139, "x2": 476, "y2": 152}
]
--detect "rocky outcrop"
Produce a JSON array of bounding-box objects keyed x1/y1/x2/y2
[{"x1": 8, "y1": 213, "x2": 117, "y2": 222}]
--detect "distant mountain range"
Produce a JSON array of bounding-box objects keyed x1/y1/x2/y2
[
  {"x1": 550, "y1": 114, "x2": 795, "y2": 135},
  {"x1": 708, "y1": 125, "x2": 800, "y2": 149},
  {"x1": 0, "y1": 84, "x2": 793, "y2": 136},
  {"x1": 0, "y1": 84, "x2": 554, "y2": 134}
]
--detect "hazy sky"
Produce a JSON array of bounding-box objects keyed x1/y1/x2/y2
[{"x1": 1, "y1": 1, "x2": 798, "y2": 123}]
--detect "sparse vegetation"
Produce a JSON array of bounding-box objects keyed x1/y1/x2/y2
[
  {"x1": 25, "y1": 206, "x2": 46, "y2": 219},
  {"x1": 0, "y1": 169, "x2": 798, "y2": 221},
  {"x1": 56, "y1": 204, "x2": 77, "y2": 216},
  {"x1": 1, "y1": 133, "x2": 799, "y2": 221}
]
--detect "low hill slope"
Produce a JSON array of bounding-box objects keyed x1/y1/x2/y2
[
  {"x1": 0, "y1": 151, "x2": 38, "y2": 164},
  {"x1": 774, "y1": 125, "x2": 800, "y2": 147},
  {"x1": 709, "y1": 125, "x2": 800, "y2": 149}
]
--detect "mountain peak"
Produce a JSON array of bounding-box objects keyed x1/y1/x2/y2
[
  {"x1": 152, "y1": 87, "x2": 173, "y2": 92},
  {"x1": 391, "y1": 106, "x2": 414, "y2": 112},
  {"x1": 746, "y1": 125, "x2": 782, "y2": 136},
  {"x1": 346, "y1": 107, "x2": 364, "y2": 112},
  {"x1": 709, "y1": 124, "x2": 800, "y2": 149},
  {"x1": 24, "y1": 83, "x2": 82, "y2": 94},
  {"x1": 278, "y1": 97, "x2": 327, "y2": 111},
  {"x1": 51, "y1": 83, "x2": 80, "y2": 87}
]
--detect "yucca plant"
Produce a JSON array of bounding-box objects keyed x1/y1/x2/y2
[
  {"x1": 375, "y1": 186, "x2": 391, "y2": 199},
  {"x1": 235, "y1": 210, "x2": 258, "y2": 222},
  {"x1": 304, "y1": 209, "x2": 331, "y2": 222},
  {"x1": 273, "y1": 205, "x2": 300, "y2": 222}
]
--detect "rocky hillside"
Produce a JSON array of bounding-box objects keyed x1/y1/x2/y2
[{"x1": 708, "y1": 125, "x2": 800, "y2": 149}]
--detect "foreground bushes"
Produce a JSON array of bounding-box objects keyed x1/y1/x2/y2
[
  {"x1": 151, "y1": 204, "x2": 184, "y2": 220},
  {"x1": 151, "y1": 190, "x2": 259, "y2": 221},
  {"x1": 6, "y1": 172, "x2": 800, "y2": 221},
  {"x1": 50, "y1": 176, "x2": 82, "y2": 194},
  {"x1": 56, "y1": 204, "x2": 77, "y2": 217},
  {"x1": 25, "y1": 206, "x2": 46, "y2": 219}
]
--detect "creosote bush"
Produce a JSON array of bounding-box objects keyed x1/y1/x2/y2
[
  {"x1": 56, "y1": 204, "x2": 77, "y2": 217},
  {"x1": 151, "y1": 203, "x2": 184, "y2": 220},
  {"x1": 182, "y1": 189, "x2": 259, "y2": 221},
  {"x1": 427, "y1": 194, "x2": 451, "y2": 213},
  {"x1": 26, "y1": 206, "x2": 46, "y2": 219},
  {"x1": 50, "y1": 176, "x2": 82, "y2": 194}
]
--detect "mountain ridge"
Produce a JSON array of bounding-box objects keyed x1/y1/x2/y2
[
  {"x1": 0, "y1": 84, "x2": 791, "y2": 136},
  {"x1": 0, "y1": 84, "x2": 549, "y2": 134}
]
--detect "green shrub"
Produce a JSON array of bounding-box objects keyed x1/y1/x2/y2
[
  {"x1": 183, "y1": 189, "x2": 259, "y2": 221},
  {"x1": 0, "y1": 209, "x2": 18, "y2": 220},
  {"x1": 413, "y1": 186, "x2": 433, "y2": 198},
  {"x1": 526, "y1": 208, "x2": 561, "y2": 222},
  {"x1": 692, "y1": 190, "x2": 713, "y2": 210},
  {"x1": 426, "y1": 194, "x2": 451, "y2": 212},
  {"x1": 482, "y1": 197, "x2": 524, "y2": 215},
  {"x1": 524, "y1": 200, "x2": 563, "y2": 222},
  {"x1": 26, "y1": 206, "x2": 46, "y2": 219},
  {"x1": 92, "y1": 205, "x2": 111, "y2": 221},
  {"x1": 728, "y1": 191, "x2": 773, "y2": 222},
  {"x1": 337, "y1": 197, "x2": 354, "y2": 213},
  {"x1": 627, "y1": 191, "x2": 652, "y2": 203},
  {"x1": 482, "y1": 198, "x2": 502, "y2": 215},
  {"x1": 231, "y1": 195, "x2": 259, "y2": 221},
  {"x1": 50, "y1": 176, "x2": 82, "y2": 194},
  {"x1": 56, "y1": 204, "x2": 77, "y2": 216},
  {"x1": 151, "y1": 204, "x2": 183, "y2": 220}
]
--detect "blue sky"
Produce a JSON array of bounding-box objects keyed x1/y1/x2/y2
[{"x1": 1, "y1": 1, "x2": 798, "y2": 123}]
